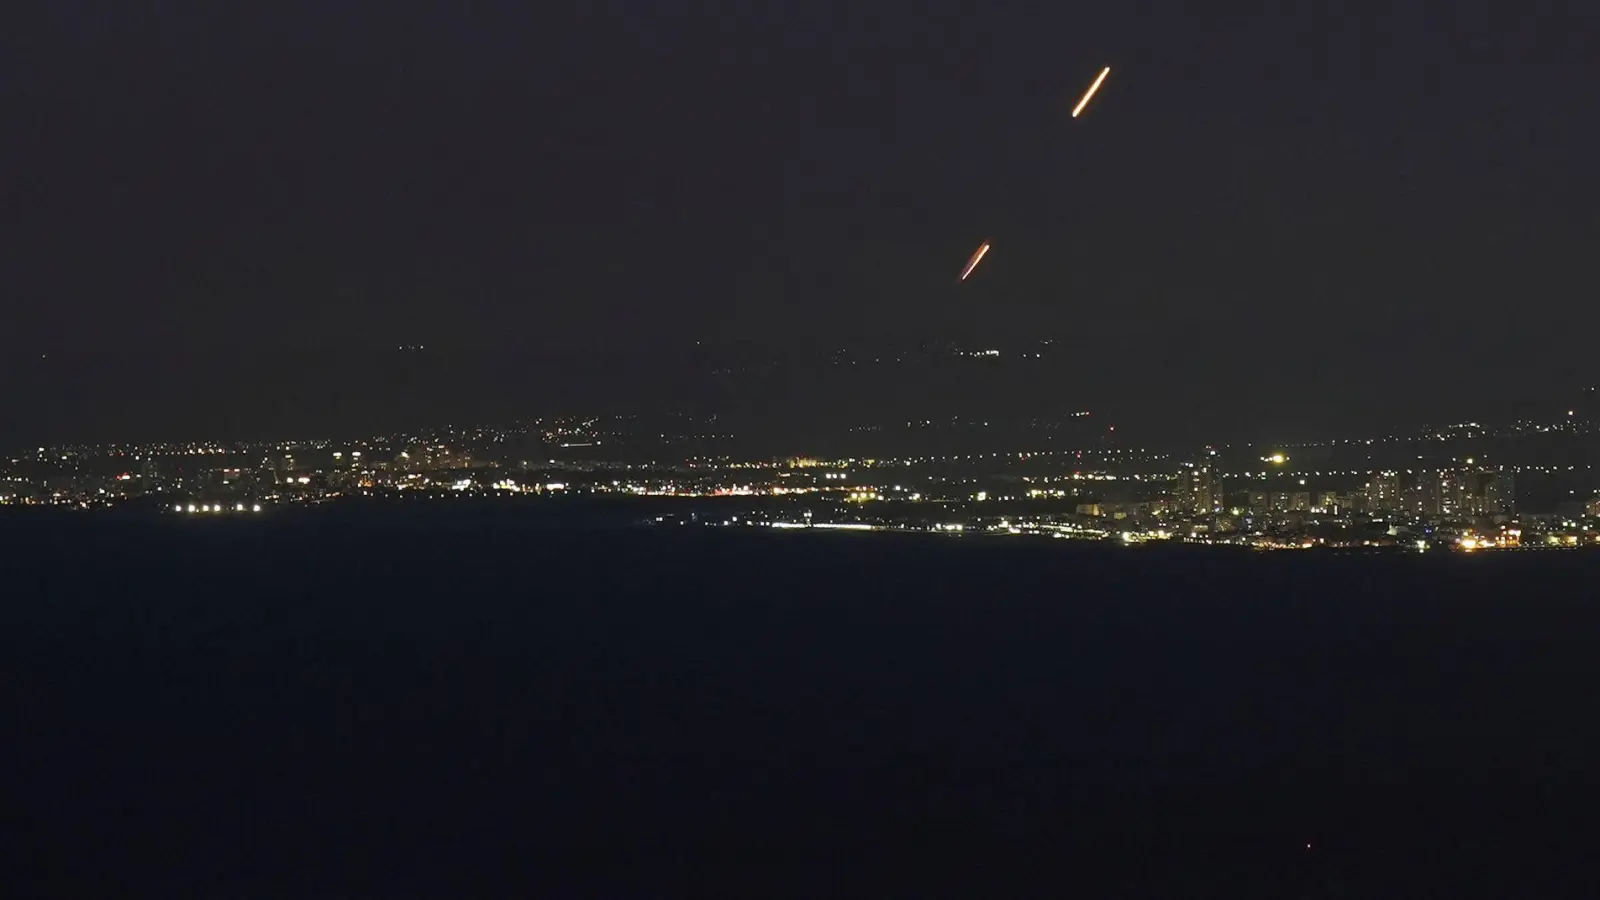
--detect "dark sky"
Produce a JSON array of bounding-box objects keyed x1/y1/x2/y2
[{"x1": 2, "y1": 1, "x2": 1597, "y2": 443}]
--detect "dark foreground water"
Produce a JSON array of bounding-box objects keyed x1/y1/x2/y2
[{"x1": 5, "y1": 510, "x2": 1600, "y2": 897}]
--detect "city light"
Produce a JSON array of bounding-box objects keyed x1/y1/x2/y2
[{"x1": 7, "y1": 410, "x2": 1588, "y2": 552}]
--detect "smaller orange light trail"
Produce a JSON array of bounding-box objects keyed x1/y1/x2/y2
[
  {"x1": 1072, "y1": 66, "x2": 1111, "y2": 118},
  {"x1": 959, "y1": 241, "x2": 991, "y2": 281}
]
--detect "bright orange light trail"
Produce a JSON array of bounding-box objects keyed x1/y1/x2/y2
[
  {"x1": 1072, "y1": 66, "x2": 1111, "y2": 118},
  {"x1": 959, "y1": 241, "x2": 991, "y2": 281}
]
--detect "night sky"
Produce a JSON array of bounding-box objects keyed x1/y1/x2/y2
[{"x1": 3, "y1": 2, "x2": 1596, "y2": 442}]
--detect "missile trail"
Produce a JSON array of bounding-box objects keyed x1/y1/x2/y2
[
  {"x1": 1072, "y1": 66, "x2": 1111, "y2": 118},
  {"x1": 952, "y1": 66, "x2": 1105, "y2": 282},
  {"x1": 959, "y1": 241, "x2": 991, "y2": 281}
]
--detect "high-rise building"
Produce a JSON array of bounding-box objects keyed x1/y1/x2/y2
[
  {"x1": 1407, "y1": 475, "x2": 1442, "y2": 517},
  {"x1": 1483, "y1": 472, "x2": 1516, "y2": 516},
  {"x1": 1437, "y1": 470, "x2": 1468, "y2": 518},
  {"x1": 1367, "y1": 472, "x2": 1403, "y2": 513},
  {"x1": 1345, "y1": 488, "x2": 1370, "y2": 514},
  {"x1": 1458, "y1": 470, "x2": 1485, "y2": 516},
  {"x1": 1174, "y1": 461, "x2": 1222, "y2": 515}
]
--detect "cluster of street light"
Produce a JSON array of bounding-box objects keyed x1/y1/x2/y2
[{"x1": 176, "y1": 503, "x2": 263, "y2": 514}]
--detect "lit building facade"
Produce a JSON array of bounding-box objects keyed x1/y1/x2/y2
[{"x1": 1174, "y1": 461, "x2": 1222, "y2": 515}]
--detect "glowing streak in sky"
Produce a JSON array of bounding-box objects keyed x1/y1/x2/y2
[
  {"x1": 959, "y1": 241, "x2": 991, "y2": 281},
  {"x1": 1072, "y1": 66, "x2": 1111, "y2": 118}
]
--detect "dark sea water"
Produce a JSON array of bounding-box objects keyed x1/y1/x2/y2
[{"x1": 5, "y1": 509, "x2": 1600, "y2": 897}]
